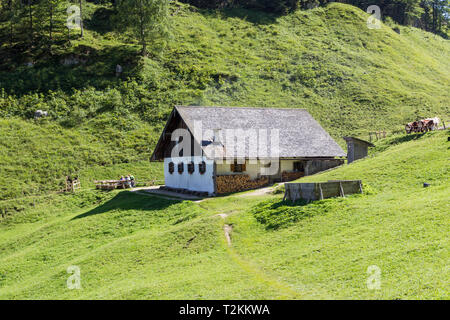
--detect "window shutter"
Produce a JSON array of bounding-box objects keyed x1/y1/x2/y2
[
  {"x1": 242, "y1": 162, "x2": 246, "y2": 172},
  {"x1": 230, "y1": 164, "x2": 235, "y2": 172}
]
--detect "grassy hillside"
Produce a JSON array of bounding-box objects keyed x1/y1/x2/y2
[
  {"x1": 0, "y1": 2, "x2": 449, "y2": 204},
  {"x1": 2, "y1": 3, "x2": 449, "y2": 131},
  {"x1": 0, "y1": 130, "x2": 447, "y2": 299},
  {"x1": 0, "y1": 118, "x2": 163, "y2": 201}
]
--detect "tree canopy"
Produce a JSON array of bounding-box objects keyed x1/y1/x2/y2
[{"x1": 116, "y1": 0, "x2": 169, "y2": 55}]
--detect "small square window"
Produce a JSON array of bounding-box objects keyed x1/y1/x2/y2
[
  {"x1": 293, "y1": 161, "x2": 304, "y2": 172},
  {"x1": 231, "y1": 160, "x2": 246, "y2": 173}
]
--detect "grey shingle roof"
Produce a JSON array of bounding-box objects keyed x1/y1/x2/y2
[
  {"x1": 343, "y1": 136, "x2": 375, "y2": 147},
  {"x1": 172, "y1": 106, "x2": 345, "y2": 158}
]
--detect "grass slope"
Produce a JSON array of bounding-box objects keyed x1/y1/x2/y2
[
  {"x1": 0, "y1": 130, "x2": 448, "y2": 299},
  {"x1": 0, "y1": 118, "x2": 163, "y2": 204},
  {"x1": 0, "y1": 2, "x2": 449, "y2": 203}
]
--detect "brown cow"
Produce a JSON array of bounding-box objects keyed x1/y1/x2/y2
[{"x1": 405, "y1": 119, "x2": 436, "y2": 134}]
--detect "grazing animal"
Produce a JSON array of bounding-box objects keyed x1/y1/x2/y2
[
  {"x1": 425, "y1": 117, "x2": 440, "y2": 130},
  {"x1": 405, "y1": 117, "x2": 440, "y2": 134},
  {"x1": 405, "y1": 123, "x2": 413, "y2": 134},
  {"x1": 34, "y1": 110, "x2": 48, "y2": 119}
]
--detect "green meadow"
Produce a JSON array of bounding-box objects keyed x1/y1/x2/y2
[
  {"x1": 0, "y1": 1, "x2": 448, "y2": 299},
  {"x1": 0, "y1": 130, "x2": 447, "y2": 299}
]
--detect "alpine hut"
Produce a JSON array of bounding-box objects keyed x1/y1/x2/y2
[{"x1": 151, "y1": 106, "x2": 345, "y2": 195}]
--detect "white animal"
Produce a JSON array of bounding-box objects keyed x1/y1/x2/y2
[
  {"x1": 34, "y1": 110, "x2": 48, "y2": 119},
  {"x1": 425, "y1": 117, "x2": 440, "y2": 130}
]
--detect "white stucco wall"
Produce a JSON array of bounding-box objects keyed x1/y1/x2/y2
[
  {"x1": 280, "y1": 160, "x2": 296, "y2": 172},
  {"x1": 164, "y1": 157, "x2": 215, "y2": 194},
  {"x1": 216, "y1": 160, "x2": 262, "y2": 179}
]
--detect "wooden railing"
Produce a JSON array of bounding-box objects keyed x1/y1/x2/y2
[
  {"x1": 368, "y1": 131, "x2": 387, "y2": 142},
  {"x1": 284, "y1": 180, "x2": 363, "y2": 202}
]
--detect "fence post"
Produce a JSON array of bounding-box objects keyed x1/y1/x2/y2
[
  {"x1": 339, "y1": 182, "x2": 345, "y2": 197},
  {"x1": 319, "y1": 183, "x2": 324, "y2": 200}
]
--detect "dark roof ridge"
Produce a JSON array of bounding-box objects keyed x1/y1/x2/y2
[{"x1": 175, "y1": 105, "x2": 308, "y2": 111}]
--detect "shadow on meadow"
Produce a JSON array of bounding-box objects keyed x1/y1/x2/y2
[
  {"x1": 0, "y1": 44, "x2": 140, "y2": 95},
  {"x1": 86, "y1": 7, "x2": 117, "y2": 35},
  {"x1": 250, "y1": 198, "x2": 328, "y2": 230},
  {"x1": 371, "y1": 132, "x2": 433, "y2": 154},
  {"x1": 72, "y1": 191, "x2": 179, "y2": 220}
]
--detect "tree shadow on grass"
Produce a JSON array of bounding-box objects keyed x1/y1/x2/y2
[
  {"x1": 0, "y1": 44, "x2": 140, "y2": 95},
  {"x1": 388, "y1": 132, "x2": 429, "y2": 144},
  {"x1": 372, "y1": 132, "x2": 432, "y2": 153},
  {"x1": 71, "y1": 191, "x2": 179, "y2": 220},
  {"x1": 252, "y1": 198, "x2": 319, "y2": 230},
  {"x1": 85, "y1": 7, "x2": 117, "y2": 35}
]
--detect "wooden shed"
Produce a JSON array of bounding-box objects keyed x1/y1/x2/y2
[{"x1": 343, "y1": 137, "x2": 374, "y2": 164}]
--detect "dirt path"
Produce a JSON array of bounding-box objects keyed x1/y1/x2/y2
[
  {"x1": 237, "y1": 184, "x2": 283, "y2": 197},
  {"x1": 216, "y1": 213, "x2": 300, "y2": 297},
  {"x1": 212, "y1": 201, "x2": 299, "y2": 297},
  {"x1": 223, "y1": 225, "x2": 233, "y2": 246},
  {"x1": 216, "y1": 213, "x2": 233, "y2": 246}
]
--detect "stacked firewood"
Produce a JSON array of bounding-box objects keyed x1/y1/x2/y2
[
  {"x1": 216, "y1": 174, "x2": 268, "y2": 194},
  {"x1": 281, "y1": 171, "x2": 304, "y2": 182}
]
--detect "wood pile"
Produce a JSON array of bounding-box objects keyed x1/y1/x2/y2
[
  {"x1": 281, "y1": 171, "x2": 304, "y2": 182},
  {"x1": 95, "y1": 180, "x2": 130, "y2": 190},
  {"x1": 216, "y1": 174, "x2": 268, "y2": 194}
]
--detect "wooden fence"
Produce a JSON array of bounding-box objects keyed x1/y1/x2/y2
[
  {"x1": 65, "y1": 178, "x2": 81, "y2": 192},
  {"x1": 284, "y1": 180, "x2": 363, "y2": 202},
  {"x1": 369, "y1": 131, "x2": 387, "y2": 142}
]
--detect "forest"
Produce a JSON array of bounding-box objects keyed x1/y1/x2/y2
[
  {"x1": 183, "y1": 0, "x2": 449, "y2": 34},
  {"x1": 0, "y1": 1, "x2": 448, "y2": 54}
]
